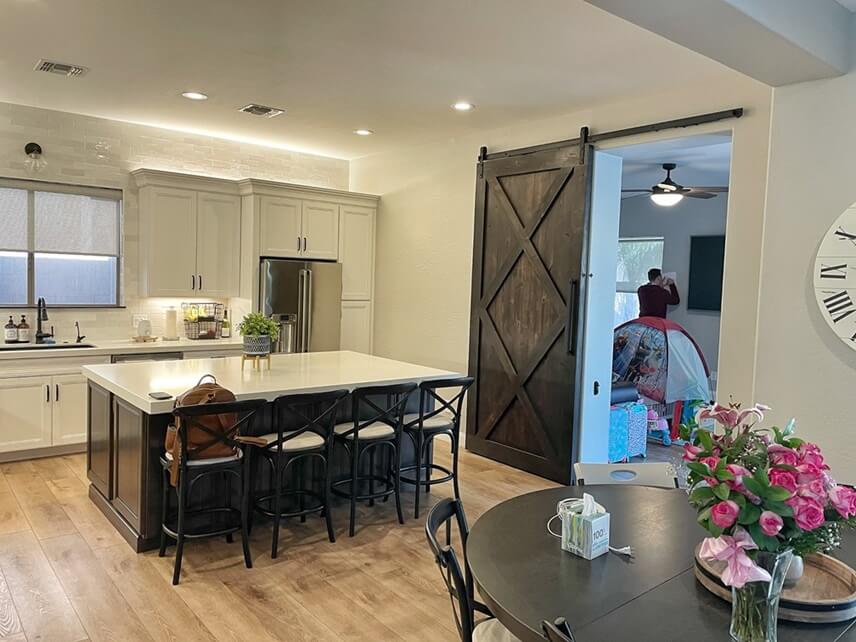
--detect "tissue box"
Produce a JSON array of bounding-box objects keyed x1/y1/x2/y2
[{"x1": 559, "y1": 499, "x2": 610, "y2": 560}]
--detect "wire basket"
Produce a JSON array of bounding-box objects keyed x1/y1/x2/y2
[{"x1": 182, "y1": 303, "x2": 224, "y2": 340}]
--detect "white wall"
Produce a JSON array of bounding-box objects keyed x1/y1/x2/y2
[
  {"x1": 618, "y1": 193, "x2": 728, "y2": 372},
  {"x1": 350, "y1": 75, "x2": 772, "y2": 403},
  {"x1": 0, "y1": 102, "x2": 347, "y2": 342},
  {"x1": 755, "y1": 66, "x2": 856, "y2": 484}
]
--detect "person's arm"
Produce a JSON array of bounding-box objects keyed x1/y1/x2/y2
[{"x1": 666, "y1": 282, "x2": 680, "y2": 305}]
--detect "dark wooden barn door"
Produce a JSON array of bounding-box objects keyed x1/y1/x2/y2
[{"x1": 466, "y1": 140, "x2": 592, "y2": 484}]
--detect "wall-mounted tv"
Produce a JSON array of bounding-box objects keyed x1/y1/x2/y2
[{"x1": 687, "y1": 235, "x2": 725, "y2": 311}]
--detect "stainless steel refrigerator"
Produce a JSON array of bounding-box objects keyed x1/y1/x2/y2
[{"x1": 259, "y1": 259, "x2": 342, "y2": 353}]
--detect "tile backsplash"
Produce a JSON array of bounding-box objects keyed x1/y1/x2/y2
[{"x1": 0, "y1": 101, "x2": 348, "y2": 343}]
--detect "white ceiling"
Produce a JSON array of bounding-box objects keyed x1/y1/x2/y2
[
  {"x1": 835, "y1": 0, "x2": 856, "y2": 11},
  {"x1": 611, "y1": 132, "x2": 732, "y2": 193},
  {"x1": 0, "y1": 0, "x2": 736, "y2": 159}
]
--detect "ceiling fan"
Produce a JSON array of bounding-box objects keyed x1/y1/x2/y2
[{"x1": 622, "y1": 163, "x2": 728, "y2": 207}]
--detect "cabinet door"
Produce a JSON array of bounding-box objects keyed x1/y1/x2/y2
[
  {"x1": 143, "y1": 187, "x2": 198, "y2": 296},
  {"x1": 0, "y1": 376, "x2": 52, "y2": 453},
  {"x1": 87, "y1": 382, "x2": 112, "y2": 498},
  {"x1": 52, "y1": 374, "x2": 87, "y2": 446},
  {"x1": 112, "y1": 397, "x2": 143, "y2": 530},
  {"x1": 196, "y1": 192, "x2": 241, "y2": 297},
  {"x1": 259, "y1": 196, "x2": 302, "y2": 258},
  {"x1": 302, "y1": 201, "x2": 339, "y2": 260},
  {"x1": 340, "y1": 300, "x2": 373, "y2": 354},
  {"x1": 339, "y1": 205, "x2": 375, "y2": 300}
]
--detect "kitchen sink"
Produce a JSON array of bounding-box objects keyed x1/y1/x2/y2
[{"x1": 0, "y1": 343, "x2": 97, "y2": 351}]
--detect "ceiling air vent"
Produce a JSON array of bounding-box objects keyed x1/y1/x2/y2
[
  {"x1": 238, "y1": 104, "x2": 285, "y2": 118},
  {"x1": 34, "y1": 59, "x2": 89, "y2": 77}
]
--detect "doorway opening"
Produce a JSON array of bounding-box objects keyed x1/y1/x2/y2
[{"x1": 582, "y1": 132, "x2": 732, "y2": 477}]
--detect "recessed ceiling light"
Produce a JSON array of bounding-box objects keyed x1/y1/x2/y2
[
  {"x1": 353, "y1": 129, "x2": 374, "y2": 136},
  {"x1": 452, "y1": 101, "x2": 475, "y2": 112},
  {"x1": 181, "y1": 91, "x2": 208, "y2": 101}
]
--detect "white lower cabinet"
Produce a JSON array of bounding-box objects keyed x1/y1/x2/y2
[
  {"x1": 51, "y1": 373, "x2": 88, "y2": 446},
  {"x1": 0, "y1": 376, "x2": 53, "y2": 453},
  {"x1": 340, "y1": 300, "x2": 373, "y2": 353}
]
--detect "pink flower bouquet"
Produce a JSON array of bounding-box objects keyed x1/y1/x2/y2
[{"x1": 682, "y1": 402, "x2": 856, "y2": 588}]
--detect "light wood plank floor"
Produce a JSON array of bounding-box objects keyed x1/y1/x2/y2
[{"x1": 0, "y1": 446, "x2": 556, "y2": 642}]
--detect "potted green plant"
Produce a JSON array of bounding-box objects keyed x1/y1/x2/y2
[{"x1": 237, "y1": 312, "x2": 280, "y2": 356}]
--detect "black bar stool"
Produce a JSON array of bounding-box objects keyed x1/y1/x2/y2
[
  {"x1": 159, "y1": 398, "x2": 265, "y2": 585},
  {"x1": 249, "y1": 388, "x2": 349, "y2": 558},
  {"x1": 331, "y1": 382, "x2": 417, "y2": 537},
  {"x1": 401, "y1": 376, "x2": 474, "y2": 518}
]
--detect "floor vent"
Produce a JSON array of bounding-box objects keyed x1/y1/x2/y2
[
  {"x1": 34, "y1": 59, "x2": 89, "y2": 77},
  {"x1": 238, "y1": 104, "x2": 285, "y2": 118}
]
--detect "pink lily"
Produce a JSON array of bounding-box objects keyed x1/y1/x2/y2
[
  {"x1": 698, "y1": 404, "x2": 740, "y2": 429},
  {"x1": 736, "y1": 403, "x2": 770, "y2": 426},
  {"x1": 698, "y1": 528, "x2": 772, "y2": 588}
]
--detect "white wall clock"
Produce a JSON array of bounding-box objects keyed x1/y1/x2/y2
[{"x1": 814, "y1": 203, "x2": 856, "y2": 348}]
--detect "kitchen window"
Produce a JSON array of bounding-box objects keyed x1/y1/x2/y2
[
  {"x1": 0, "y1": 179, "x2": 122, "y2": 307},
  {"x1": 614, "y1": 237, "x2": 664, "y2": 326}
]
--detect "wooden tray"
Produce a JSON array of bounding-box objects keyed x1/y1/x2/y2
[
  {"x1": 694, "y1": 544, "x2": 856, "y2": 623},
  {"x1": 130, "y1": 336, "x2": 158, "y2": 343}
]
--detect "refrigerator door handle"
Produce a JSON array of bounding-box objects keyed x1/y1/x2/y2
[
  {"x1": 297, "y1": 269, "x2": 306, "y2": 351},
  {"x1": 305, "y1": 268, "x2": 313, "y2": 351}
]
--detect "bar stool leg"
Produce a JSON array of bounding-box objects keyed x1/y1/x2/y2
[
  {"x1": 225, "y1": 472, "x2": 234, "y2": 543},
  {"x1": 323, "y1": 456, "x2": 336, "y2": 543},
  {"x1": 271, "y1": 455, "x2": 282, "y2": 559},
  {"x1": 349, "y1": 442, "x2": 359, "y2": 537},
  {"x1": 393, "y1": 441, "x2": 405, "y2": 525},
  {"x1": 414, "y1": 430, "x2": 424, "y2": 519},
  {"x1": 368, "y1": 448, "x2": 376, "y2": 507},
  {"x1": 425, "y1": 438, "x2": 433, "y2": 494},
  {"x1": 159, "y1": 466, "x2": 169, "y2": 557},
  {"x1": 241, "y1": 450, "x2": 253, "y2": 569},
  {"x1": 172, "y1": 472, "x2": 189, "y2": 586},
  {"x1": 298, "y1": 458, "x2": 307, "y2": 523}
]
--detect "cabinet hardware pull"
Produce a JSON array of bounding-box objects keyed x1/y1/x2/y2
[
  {"x1": 297, "y1": 236, "x2": 301, "y2": 252},
  {"x1": 56, "y1": 383, "x2": 60, "y2": 401},
  {"x1": 303, "y1": 237, "x2": 307, "y2": 252},
  {"x1": 199, "y1": 274, "x2": 203, "y2": 290},
  {"x1": 192, "y1": 274, "x2": 196, "y2": 290},
  {"x1": 45, "y1": 385, "x2": 50, "y2": 403}
]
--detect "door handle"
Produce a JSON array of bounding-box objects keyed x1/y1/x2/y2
[
  {"x1": 55, "y1": 383, "x2": 60, "y2": 402},
  {"x1": 191, "y1": 274, "x2": 196, "y2": 290},
  {"x1": 567, "y1": 278, "x2": 580, "y2": 356}
]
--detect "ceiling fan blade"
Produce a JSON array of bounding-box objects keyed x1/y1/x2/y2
[
  {"x1": 686, "y1": 186, "x2": 729, "y2": 193},
  {"x1": 684, "y1": 191, "x2": 717, "y2": 199},
  {"x1": 621, "y1": 189, "x2": 652, "y2": 194}
]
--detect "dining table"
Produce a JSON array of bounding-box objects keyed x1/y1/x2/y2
[{"x1": 466, "y1": 485, "x2": 856, "y2": 642}]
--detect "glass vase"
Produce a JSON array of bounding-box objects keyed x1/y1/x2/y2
[{"x1": 729, "y1": 549, "x2": 793, "y2": 642}]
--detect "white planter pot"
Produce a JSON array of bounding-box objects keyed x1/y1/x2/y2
[{"x1": 243, "y1": 334, "x2": 271, "y2": 356}]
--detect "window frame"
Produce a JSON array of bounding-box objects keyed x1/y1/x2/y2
[
  {"x1": 615, "y1": 236, "x2": 665, "y2": 294},
  {"x1": 0, "y1": 177, "x2": 124, "y2": 308}
]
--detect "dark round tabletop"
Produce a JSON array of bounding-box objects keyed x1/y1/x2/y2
[{"x1": 467, "y1": 485, "x2": 856, "y2": 642}]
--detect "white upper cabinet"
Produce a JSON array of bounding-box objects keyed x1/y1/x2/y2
[
  {"x1": 301, "y1": 201, "x2": 339, "y2": 260},
  {"x1": 259, "y1": 196, "x2": 302, "y2": 258},
  {"x1": 339, "y1": 205, "x2": 375, "y2": 300},
  {"x1": 134, "y1": 170, "x2": 241, "y2": 298},
  {"x1": 142, "y1": 186, "x2": 198, "y2": 297},
  {"x1": 196, "y1": 192, "x2": 241, "y2": 296}
]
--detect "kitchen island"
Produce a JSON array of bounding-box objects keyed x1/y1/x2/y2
[{"x1": 82, "y1": 350, "x2": 459, "y2": 551}]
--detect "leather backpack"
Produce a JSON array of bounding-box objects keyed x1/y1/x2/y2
[{"x1": 165, "y1": 374, "x2": 237, "y2": 486}]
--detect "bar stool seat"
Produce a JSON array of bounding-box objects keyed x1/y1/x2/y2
[
  {"x1": 164, "y1": 450, "x2": 243, "y2": 467},
  {"x1": 403, "y1": 412, "x2": 454, "y2": 431},
  {"x1": 257, "y1": 430, "x2": 325, "y2": 452},
  {"x1": 334, "y1": 421, "x2": 394, "y2": 440}
]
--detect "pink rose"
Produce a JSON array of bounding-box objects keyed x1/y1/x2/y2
[
  {"x1": 768, "y1": 469, "x2": 798, "y2": 494},
  {"x1": 828, "y1": 485, "x2": 856, "y2": 519},
  {"x1": 796, "y1": 462, "x2": 823, "y2": 484},
  {"x1": 700, "y1": 456, "x2": 720, "y2": 472},
  {"x1": 786, "y1": 495, "x2": 826, "y2": 531},
  {"x1": 682, "y1": 444, "x2": 702, "y2": 462},
  {"x1": 711, "y1": 500, "x2": 740, "y2": 529},
  {"x1": 798, "y1": 443, "x2": 828, "y2": 470},
  {"x1": 725, "y1": 464, "x2": 760, "y2": 503},
  {"x1": 797, "y1": 478, "x2": 827, "y2": 502},
  {"x1": 768, "y1": 444, "x2": 799, "y2": 468},
  {"x1": 759, "y1": 511, "x2": 784, "y2": 536}
]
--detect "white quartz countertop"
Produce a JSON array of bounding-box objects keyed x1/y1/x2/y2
[
  {"x1": 0, "y1": 337, "x2": 244, "y2": 361},
  {"x1": 81, "y1": 350, "x2": 461, "y2": 414}
]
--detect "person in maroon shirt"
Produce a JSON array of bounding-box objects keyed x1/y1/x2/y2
[{"x1": 637, "y1": 268, "x2": 680, "y2": 318}]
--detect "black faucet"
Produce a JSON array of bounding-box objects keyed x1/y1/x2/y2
[
  {"x1": 75, "y1": 321, "x2": 86, "y2": 343},
  {"x1": 35, "y1": 297, "x2": 51, "y2": 344}
]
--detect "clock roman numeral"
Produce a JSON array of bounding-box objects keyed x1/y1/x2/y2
[
  {"x1": 822, "y1": 290, "x2": 856, "y2": 323},
  {"x1": 835, "y1": 227, "x2": 856, "y2": 245},
  {"x1": 820, "y1": 263, "x2": 848, "y2": 279}
]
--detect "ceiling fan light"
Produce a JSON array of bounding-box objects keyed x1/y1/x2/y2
[{"x1": 651, "y1": 192, "x2": 684, "y2": 207}]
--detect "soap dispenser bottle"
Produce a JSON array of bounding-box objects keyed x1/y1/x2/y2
[
  {"x1": 17, "y1": 315, "x2": 30, "y2": 343},
  {"x1": 4, "y1": 316, "x2": 16, "y2": 344}
]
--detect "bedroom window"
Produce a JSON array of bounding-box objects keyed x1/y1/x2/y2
[{"x1": 614, "y1": 237, "x2": 664, "y2": 326}]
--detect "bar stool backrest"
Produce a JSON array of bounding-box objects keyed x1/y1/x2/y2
[
  {"x1": 172, "y1": 398, "x2": 267, "y2": 469},
  {"x1": 342, "y1": 382, "x2": 418, "y2": 440},
  {"x1": 271, "y1": 389, "x2": 350, "y2": 450},
  {"x1": 412, "y1": 376, "x2": 474, "y2": 430}
]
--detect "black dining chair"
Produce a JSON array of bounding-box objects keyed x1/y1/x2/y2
[
  {"x1": 249, "y1": 389, "x2": 349, "y2": 558},
  {"x1": 159, "y1": 398, "x2": 266, "y2": 585},
  {"x1": 542, "y1": 618, "x2": 576, "y2": 642},
  {"x1": 425, "y1": 497, "x2": 518, "y2": 642},
  {"x1": 401, "y1": 376, "x2": 474, "y2": 518},
  {"x1": 331, "y1": 382, "x2": 417, "y2": 537}
]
